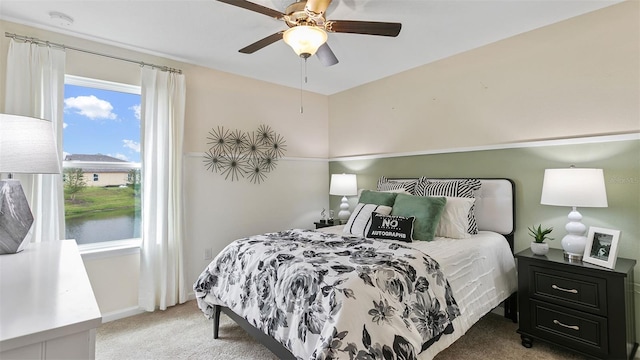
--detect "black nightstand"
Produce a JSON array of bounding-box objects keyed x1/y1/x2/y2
[
  {"x1": 314, "y1": 221, "x2": 338, "y2": 229},
  {"x1": 516, "y1": 248, "x2": 637, "y2": 359}
]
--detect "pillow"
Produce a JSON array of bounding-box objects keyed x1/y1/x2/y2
[
  {"x1": 436, "y1": 197, "x2": 475, "y2": 239},
  {"x1": 415, "y1": 179, "x2": 482, "y2": 234},
  {"x1": 376, "y1": 176, "x2": 420, "y2": 195},
  {"x1": 358, "y1": 190, "x2": 397, "y2": 207},
  {"x1": 366, "y1": 213, "x2": 415, "y2": 242},
  {"x1": 358, "y1": 188, "x2": 410, "y2": 197},
  {"x1": 390, "y1": 193, "x2": 447, "y2": 241},
  {"x1": 343, "y1": 203, "x2": 393, "y2": 237}
]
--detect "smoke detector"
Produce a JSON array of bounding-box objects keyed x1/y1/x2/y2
[{"x1": 49, "y1": 11, "x2": 74, "y2": 27}]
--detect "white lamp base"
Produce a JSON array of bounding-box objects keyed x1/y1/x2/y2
[
  {"x1": 337, "y1": 196, "x2": 351, "y2": 223},
  {"x1": 0, "y1": 180, "x2": 34, "y2": 255},
  {"x1": 562, "y1": 207, "x2": 587, "y2": 261}
]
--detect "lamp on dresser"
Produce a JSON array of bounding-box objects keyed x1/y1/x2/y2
[
  {"x1": 329, "y1": 173, "x2": 357, "y2": 223},
  {"x1": 540, "y1": 166, "x2": 608, "y2": 261},
  {"x1": 0, "y1": 114, "x2": 61, "y2": 255}
]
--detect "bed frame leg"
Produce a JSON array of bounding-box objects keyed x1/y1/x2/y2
[
  {"x1": 212, "y1": 305, "x2": 221, "y2": 339},
  {"x1": 504, "y1": 292, "x2": 518, "y2": 323}
]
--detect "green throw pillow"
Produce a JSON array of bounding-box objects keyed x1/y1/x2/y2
[
  {"x1": 359, "y1": 190, "x2": 398, "y2": 207},
  {"x1": 391, "y1": 193, "x2": 447, "y2": 241}
]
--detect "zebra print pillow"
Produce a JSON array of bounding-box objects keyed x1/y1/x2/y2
[
  {"x1": 376, "y1": 176, "x2": 420, "y2": 195},
  {"x1": 414, "y1": 179, "x2": 482, "y2": 234}
]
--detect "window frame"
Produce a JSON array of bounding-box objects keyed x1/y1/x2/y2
[{"x1": 63, "y1": 75, "x2": 142, "y2": 255}]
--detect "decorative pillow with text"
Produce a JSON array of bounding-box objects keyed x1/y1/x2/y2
[{"x1": 366, "y1": 212, "x2": 415, "y2": 242}]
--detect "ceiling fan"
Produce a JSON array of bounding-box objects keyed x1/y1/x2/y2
[{"x1": 217, "y1": 0, "x2": 402, "y2": 66}]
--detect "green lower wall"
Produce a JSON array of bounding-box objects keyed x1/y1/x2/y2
[{"x1": 329, "y1": 137, "x2": 640, "y2": 340}]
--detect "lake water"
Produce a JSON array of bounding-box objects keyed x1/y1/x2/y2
[{"x1": 66, "y1": 212, "x2": 140, "y2": 245}]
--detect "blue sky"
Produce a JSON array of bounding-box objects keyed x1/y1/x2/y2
[{"x1": 63, "y1": 84, "x2": 141, "y2": 163}]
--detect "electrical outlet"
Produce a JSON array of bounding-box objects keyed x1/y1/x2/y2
[{"x1": 204, "y1": 248, "x2": 212, "y2": 261}]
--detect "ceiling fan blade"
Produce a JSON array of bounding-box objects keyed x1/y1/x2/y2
[
  {"x1": 239, "y1": 31, "x2": 285, "y2": 54},
  {"x1": 305, "y1": 0, "x2": 332, "y2": 16},
  {"x1": 217, "y1": 0, "x2": 284, "y2": 19},
  {"x1": 316, "y1": 43, "x2": 339, "y2": 66},
  {"x1": 326, "y1": 20, "x2": 402, "y2": 37}
]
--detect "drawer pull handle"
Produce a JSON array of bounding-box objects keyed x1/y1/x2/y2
[
  {"x1": 553, "y1": 319, "x2": 580, "y2": 331},
  {"x1": 551, "y1": 284, "x2": 578, "y2": 294}
]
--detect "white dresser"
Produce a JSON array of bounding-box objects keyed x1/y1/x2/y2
[{"x1": 0, "y1": 240, "x2": 102, "y2": 359}]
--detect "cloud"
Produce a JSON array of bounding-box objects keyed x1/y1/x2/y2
[
  {"x1": 112, "y1": 153, "x2": 129, "y2": 161},
  {"x1": 64, "y1": 95, "x2": 117, "y2": 120},
  {"x1": 123, "y1": 139, "x2": 140, "y2": 153},
  {"x1": 63, "y1": 122, "x2": 68, "y2": 129},
  {"x1": 130, "y1": 104, "x2": 141, "y2": 121}
]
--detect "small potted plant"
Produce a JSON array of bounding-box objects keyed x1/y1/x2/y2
[{"x1": 529, "y1": 224, "x2": 553, "y2": 255}]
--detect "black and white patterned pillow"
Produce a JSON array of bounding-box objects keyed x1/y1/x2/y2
[
  {"x1": 366, "y1": 212, "x2": 415, "y2": 242},
  {"x1": 343, "y1": 203, "x2": 393, "y2": 237},
  {"x1": 415, "y1": 179, "x2": 482, "y2": 234},
  {"x1": 376, "y1": 176, "x2": 420, "y2": 195}
]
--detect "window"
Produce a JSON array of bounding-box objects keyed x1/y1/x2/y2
[{"x1": 63, "y1": 75, "x2": 142, "y2": 250}]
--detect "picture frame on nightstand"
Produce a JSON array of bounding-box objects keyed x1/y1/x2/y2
[{"x1": 583, "y1": 226, "x2": 620, "y2": 269}]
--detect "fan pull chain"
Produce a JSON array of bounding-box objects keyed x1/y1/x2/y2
[{"x1": 304, "y1": 56, "x2": 308, "y2": 84}]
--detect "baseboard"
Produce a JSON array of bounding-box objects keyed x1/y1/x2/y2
[
  {"x1": 100, "y1": 293, "x2": 197, "y2": 323},
  {"x1": 101, "y1": 306, "x2": 145, "y2": 323}
]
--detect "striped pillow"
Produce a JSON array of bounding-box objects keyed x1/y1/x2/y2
[
  {"x1": 376, "y1": 176, "x2": 420, "y2": 195},
  {"x1": 343, "y1": 203, "x2": 393, "y2": 237},
  {"x1": 415, "y1": 179, "x2": 482, "y2": 234}
]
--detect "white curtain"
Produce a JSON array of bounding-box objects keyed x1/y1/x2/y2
[
  {"x1": 138, "y1": 67, "x2": 187, "y2": 311},
  {"x1": 4, "y1": 39, "x2": 66, "y2": 243}
]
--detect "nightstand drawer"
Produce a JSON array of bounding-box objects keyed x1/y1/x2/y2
[
  {"x1": 530, "y1": 265, "x2": 607, "y2": 315},
  {"x1": 531, "y1": 300, "x2": 608, "y2": 357}
]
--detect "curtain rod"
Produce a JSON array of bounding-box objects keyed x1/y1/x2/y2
[{"x1": 5, "y1": 32, "x2": 182, "y2": 74}]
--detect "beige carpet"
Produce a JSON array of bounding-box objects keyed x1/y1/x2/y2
[{"x1": 96, "y1": 300, "x2": 585, "y2": 360}]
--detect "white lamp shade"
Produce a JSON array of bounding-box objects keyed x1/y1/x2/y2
[
  {"x1": 0, "y1": 114, "x2": 61, "y2": 174},
  {"x1": 540, "y1": 168, "x2": 608, "y2": 208},
  {"x1": 283, "y1": 26, "x2": 328, "y2": 57},
  {"x1": 329, "y1": 174, "x2": 357, "y2": 196}
]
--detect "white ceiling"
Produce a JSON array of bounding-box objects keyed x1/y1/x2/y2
[{"x1": 0, "y1": 0, "x2": 622, "y2": 95}]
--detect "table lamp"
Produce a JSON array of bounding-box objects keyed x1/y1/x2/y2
[
  {"x1": 0, "y1": 114, "x2": 61, "y2": 254},
  {"x1": 540, "y1": 167, "x2": 608, "y2": 261},
  {"x1": 329, "y1": 173, "x2": 357, "y2": 223}
]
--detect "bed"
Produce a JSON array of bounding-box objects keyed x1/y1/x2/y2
[{"x1": 194, "y1": 178, "x2": 517, "y2": 360}]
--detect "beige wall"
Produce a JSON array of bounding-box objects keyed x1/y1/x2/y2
[
  {"x1": 85, "y1": 172, "x2": 128, "y2": 187},
  {"x1": 0, "y1": 19, "x2": 330, "y2": 317},
  {"x1": 81, "y1": 252, "x2": 140, "y2": 315},
  {"x1": 328, "y1": 1, "x2": 639, "y2": 158}
]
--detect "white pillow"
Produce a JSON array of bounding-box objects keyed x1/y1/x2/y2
[
  {"x1": 343, "y1": 203, "x2": 393, "y2": 237},
  {"x1": 436, "y1": 197, "x2": 475, "y2": 239}
]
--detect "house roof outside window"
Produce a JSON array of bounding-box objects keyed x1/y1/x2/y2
[
  {"x1": 64, "y1": 154, "x2": 136, "y2": 173},
  {"x1": 65, "y1": 154, "x2": 127, "y2": 163}
]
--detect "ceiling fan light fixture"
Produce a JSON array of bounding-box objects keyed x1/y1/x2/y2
[{"x1": 283, "y1": 25, "x2": 327, "y2": 58}]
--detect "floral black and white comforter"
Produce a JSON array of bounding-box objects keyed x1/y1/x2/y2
[{"x1": 194, "y1": 229, "x2": 460, "y2": 360}]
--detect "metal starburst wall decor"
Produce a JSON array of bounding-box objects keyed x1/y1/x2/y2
[{"x1": 203, "y1": 125, "x2": 287, "y2": 184}]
